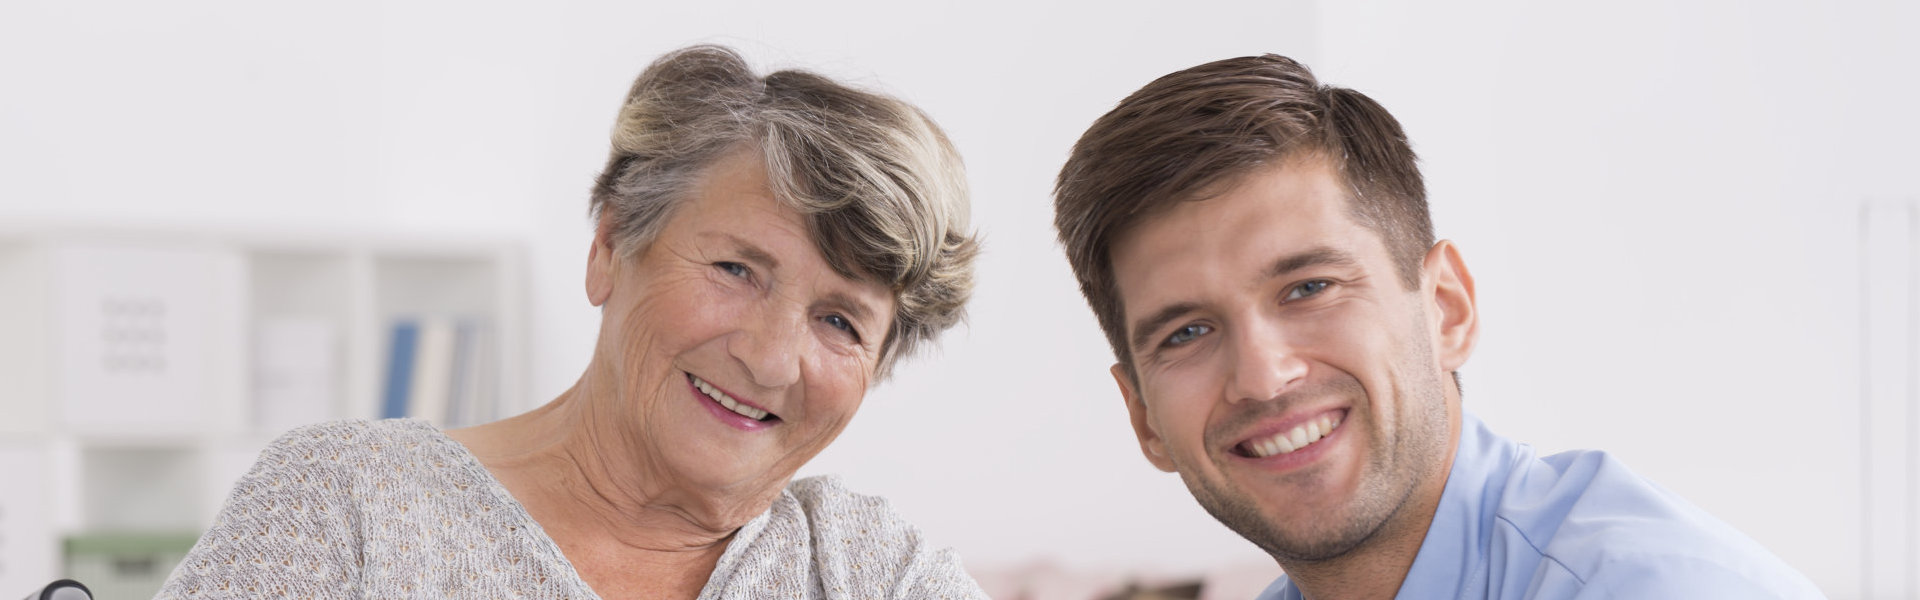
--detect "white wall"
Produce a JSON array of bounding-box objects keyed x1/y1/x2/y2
[
  {"x1": 1313, "y1": 1, "x2": 1918, "y2": 596},
  {"x1": 3, "y1": 0, "x2": 1912, "y2": 594}
]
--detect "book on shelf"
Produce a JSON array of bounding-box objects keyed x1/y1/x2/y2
[
  {"x1": 445, "y1": 319, "x2": 494, "y2": 427},
  {"x1": 407, "y1": 318, "x2": 456, "y2": 427},
  {"x1": 378, "y1": 320, "x2": 419, "y2": 421},
  {"x1": 380, "y1": 316, "x2": 494, "y2": 426}
]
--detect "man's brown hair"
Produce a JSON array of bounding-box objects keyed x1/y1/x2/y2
[{"x1": 1053, "y1": 54, "x2": 1431, "y2": 370}]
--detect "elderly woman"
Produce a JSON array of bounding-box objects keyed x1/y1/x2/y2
[{"x1": 157, "y1": 45, "x2": 982, "y2": 599}]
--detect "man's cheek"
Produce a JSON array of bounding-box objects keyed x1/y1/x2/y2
[{"x1": 1157, "y1": 410, "x2": 1200, "y2": 459}]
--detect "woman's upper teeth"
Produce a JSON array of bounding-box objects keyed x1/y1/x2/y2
[
  {"x1": 693, "y1": 376, "x2": 770, "y2": 421},
  {"x1": 1245, "y1": 412, "x2": 1343, "y2": 458}
]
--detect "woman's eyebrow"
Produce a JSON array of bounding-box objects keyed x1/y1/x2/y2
[
  {"x1": 705, "y1": 232, "x2": 782, "y2": 269},
  {"x1": 820, "y1": 291, "x2": 879, "y2": 327},
  {"x1": 703, "y1": 231, "x2": 880, "y2": 325}
]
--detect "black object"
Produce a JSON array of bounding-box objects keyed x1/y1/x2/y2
[{"x1": 24, "y1": 579, "x2": 91, "y2": 600}]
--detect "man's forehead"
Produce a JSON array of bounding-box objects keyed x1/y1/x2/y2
[
  {"x1": 1107, "y1": 160, "x2": 1386, "y2": 313},
  {"x1": 1110, "y1": 160, "x2": 1362, "y2": 269}
]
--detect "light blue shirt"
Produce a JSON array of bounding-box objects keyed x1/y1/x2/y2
[{"x1": 1257, "y1": 412, "x2": 1825, "y2": 600}]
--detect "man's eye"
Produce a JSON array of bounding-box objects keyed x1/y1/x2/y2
[
  {"x1": 1285, "y1": 280, "x2": 1331, "y2": 302},
  {"x1": 822, "y1": 314, "x2": 862, "y2": 341},
  {"x1": 1165, "y1": 324, "x2": 1212, "y2": 347},
  {"x1": 716, "y1": 261, "x2": 751, "y2": 278}
]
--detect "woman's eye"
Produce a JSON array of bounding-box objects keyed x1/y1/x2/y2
[
  {"x1": 1285, "y1": 280, "x2": 1331, "y2": 302},
  {"x1": 716, "y1": 261, "x2": 751, "y2": 279},
  {"x1": 1165, "y1": 323, "x2": 1211, "y2": 347},
  {"x1": 822, "y1": 314, "x2": 861, "y2": 341}
]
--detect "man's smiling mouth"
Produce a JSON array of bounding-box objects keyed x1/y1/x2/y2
[
  {"x1": 689, "y1": 374, "x2": 780, "y2": 422},
  {"x1": 1236, "y1": 411, "x2": 1343, "y2": 458}
]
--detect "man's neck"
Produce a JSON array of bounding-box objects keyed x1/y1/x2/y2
[
  {"x1": 1281, "y1": 405, "x2": 1464, "y2": 600},
  {"x1": 1278, "y1": 493, "x2": 1442, "y2": 600}
]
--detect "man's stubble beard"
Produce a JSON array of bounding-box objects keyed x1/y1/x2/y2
[{"x1": 1174, "y1": 326, "x2": 1452, "y2": 564}]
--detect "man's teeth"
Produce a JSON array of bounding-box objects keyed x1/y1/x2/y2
[
  {"x1": 692, "y1": 376, "x2": 770, "y2": 421},
  {"x1": 1245, "y1": 413, "x2": 1343, "y2": 458}
]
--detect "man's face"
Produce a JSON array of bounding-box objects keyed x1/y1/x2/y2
[{"x1": 1107, "y1": 157, "x2": 1469, "y2": 562}]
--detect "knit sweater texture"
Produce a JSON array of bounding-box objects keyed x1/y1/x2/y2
[{"x1": 155, "y1": 419, "x2": 987, "y2": 599}]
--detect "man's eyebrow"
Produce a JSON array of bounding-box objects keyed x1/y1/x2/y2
[
  {"x1": 1265, "y1": 246, "x2": 1359, "y2": 280},
  {"x1": 1125, "y1": 247, "x2": 1361, "y2": 352},
  {"x1": 1129, "y1": 302, "x2": 1202, "y2": 353}
]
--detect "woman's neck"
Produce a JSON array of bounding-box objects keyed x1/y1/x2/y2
[{"x1": 445, "y1": 369, "x2": 779, "y2": 598}]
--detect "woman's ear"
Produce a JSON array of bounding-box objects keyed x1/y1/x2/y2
[
  {"x1": 586, "y1": 213, "x2": 616, "y2": 307},
  {"x1": 1423, "y1": 240, "x2": 1479, "y2": 374}
]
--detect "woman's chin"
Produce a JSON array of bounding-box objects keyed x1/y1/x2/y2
[{"x1": 655, "y1": 441, "x2": 791, "y2": 492}]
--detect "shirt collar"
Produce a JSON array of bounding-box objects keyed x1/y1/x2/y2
[
  {"x1": 1261, "y1": 411, "x2": 1521, "y2": 600},
  {"x1": 1394, "y1": 411, "x2": 1517, "y2": 599}
]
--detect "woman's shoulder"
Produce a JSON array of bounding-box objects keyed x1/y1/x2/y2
[
  {"x1": 781, "y1": 474, "x2": 897, "y2": 518},
  {"x1": 736, "y1": 475, "x2": 986, "y2": 597},
  {"x1": 267, "y1": 418, "x2": 444, "y2": 452},
  {"x1": 203, "y1": 417, "x2": 504, "y2": 550},
  {"x1": 245, "y1": 419, "x2": 469, "y2": 494},
  {"x1": 776, "y1": 474, "x2": 933, "y2": 543}
]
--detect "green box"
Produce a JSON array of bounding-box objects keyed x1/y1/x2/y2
[{"x1": 63, "y1": 532, "x2": 199, "y2": 600}]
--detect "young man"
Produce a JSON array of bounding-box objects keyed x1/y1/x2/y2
[{"x1": 1051, "y1": 54, "x2": 1825, "y2": 600}]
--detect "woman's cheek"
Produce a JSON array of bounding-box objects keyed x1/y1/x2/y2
[
  {"x1": 825, "y1": 353, "x2": 869, "y2": 396},
  {"x1": 820, "y1": 354, "x2": 872, "y2": 409}
]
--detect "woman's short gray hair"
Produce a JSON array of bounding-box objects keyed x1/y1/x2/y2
[{"x1": 588, "y1": 44, "x2": 978, "y2": 377}]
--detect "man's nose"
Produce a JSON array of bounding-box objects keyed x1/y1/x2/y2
[
  {"x1": 1225, "y1": 320, "x2": 1308, "y2": 404},
  {"x1": 731, "y1": 305, "x2": 805, "y2": 389}
]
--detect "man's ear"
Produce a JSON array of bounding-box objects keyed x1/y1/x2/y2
[
  {"x1": 1423, "y1": 240, "x2": 1479, "y2": 373},
  {"x1": 1112, "y1": 363, "x2": 1177, "y2": 473},
  {"x1": 585, "y1": 213, "x2": 617, "y2": 307}
]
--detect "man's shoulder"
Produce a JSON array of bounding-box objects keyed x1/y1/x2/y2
[
  {"x1": 1570, "y1": 548, "x2": 1828, "y2": 599},
  {"x1": 1505, "y1": 447, "x2": 1752, "y2": 560},
  {"x1": 1488, "y1": 446, "x2": 1822, "y2": 598}
]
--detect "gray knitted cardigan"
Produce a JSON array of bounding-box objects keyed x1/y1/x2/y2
[{"x1": 155, "y1": 419, "x2": 987, "y2": 599}]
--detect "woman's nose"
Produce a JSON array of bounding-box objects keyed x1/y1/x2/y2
[{"x1": 730, "y1": 306, "x2": 805, "y2": 389}]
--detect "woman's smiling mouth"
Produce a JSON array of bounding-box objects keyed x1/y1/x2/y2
[{"x1": 689, "y1": 373, "x2": 781, "y2": 424}]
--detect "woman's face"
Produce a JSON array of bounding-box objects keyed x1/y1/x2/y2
[{"x1": 586, "y1": 150, "x2": 892, "y2": 496}]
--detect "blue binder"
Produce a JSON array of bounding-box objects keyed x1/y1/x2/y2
[{"x1": 380, "y1": 320, "x2": 419, "y2": 420}]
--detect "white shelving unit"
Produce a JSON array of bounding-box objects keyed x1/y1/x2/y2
[{"x1": 0, "y1": 226, "x2": 528, "y2": 596}]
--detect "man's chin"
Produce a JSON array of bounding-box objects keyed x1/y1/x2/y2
[
  {"x1": 1220, "y1": 506, "x2": 1378, "y2": 562},
  {"x1": 1253, "y1": 523, "x2": 1381, "y2": 564},
  {"x1": 1188, "y1": 477, "x2": 1388, "y2": 563}
]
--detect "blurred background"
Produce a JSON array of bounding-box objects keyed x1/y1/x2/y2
[{"x1": 1, "y1": 0, "x2": 1915, "y2": 598}]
